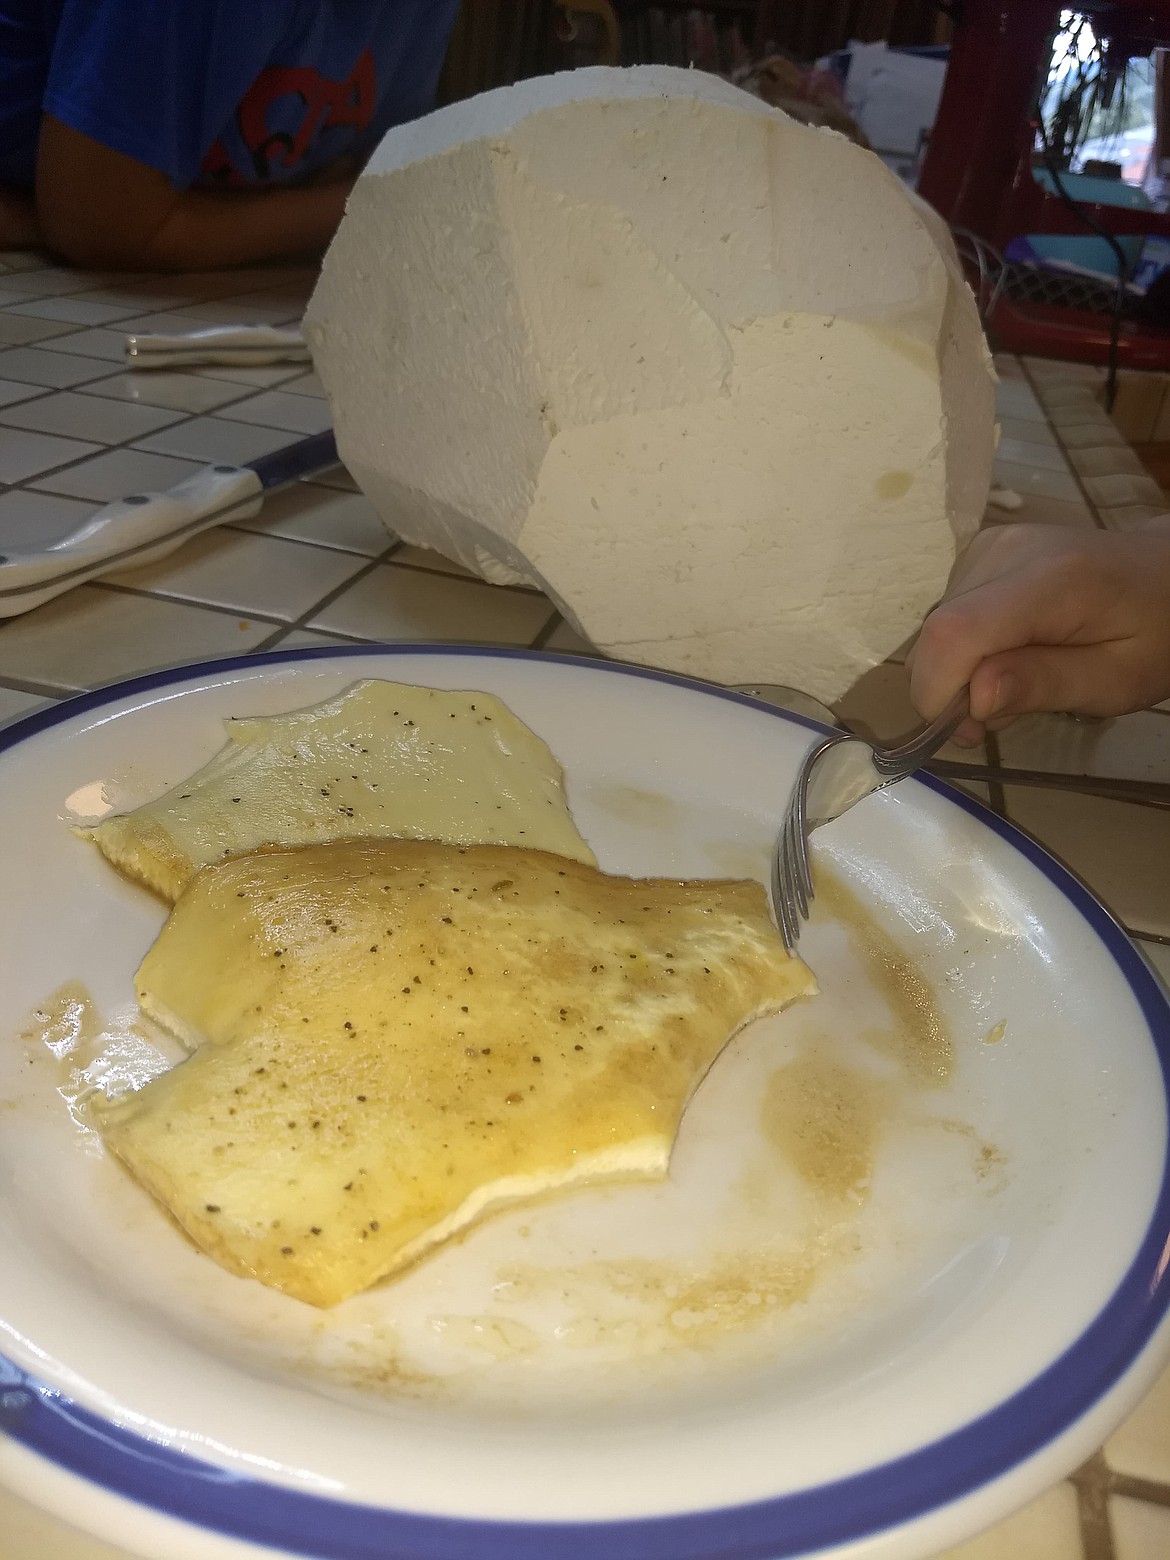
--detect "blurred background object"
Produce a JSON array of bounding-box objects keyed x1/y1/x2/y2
[
  {"x1": 438, "y1": 2, "x2": 953, "y2": 103},
  {"x1": 919, "y1": 1, "x2": 1170, "y2": 386}
]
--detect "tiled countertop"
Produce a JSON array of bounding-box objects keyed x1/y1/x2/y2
[{"x1": 0, "y1": 252, "x2": 1168, "y2": 1560}]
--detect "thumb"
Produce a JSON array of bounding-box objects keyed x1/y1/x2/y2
[{"x1": 970, "y1": 643, "x2": 1130, "y2": 723}]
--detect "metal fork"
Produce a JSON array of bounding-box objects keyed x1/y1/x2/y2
[{"x1": 771, "y1": 689, "x2": 970, "y2": 953}]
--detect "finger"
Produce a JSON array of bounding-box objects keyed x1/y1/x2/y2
[
  {"x1": 903, "y1": 528, "x2": 1040, "y2": 684},
  {"x1": 909, "y1": 565, "x2": 1092, "y2": 721},
  {"x1": 947, "y1": 716, "x2": 986, "y2": 748},
  {"x1": 969, "y1": 643, "x2": 1139, "y2": 722}
]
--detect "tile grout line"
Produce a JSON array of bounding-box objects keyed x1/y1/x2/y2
[
  {"x1": 1073, "y1": 1454, "x2": 1118, "y2": 1560},
  {"x1": 1110, "y1": 1473, "x2": 1170, "y2": 1509},
  {"x1": 0, "y1": 371, "x2": 273, "y2": 432},
  {"x1": 1017, "y1": 356, "x2": 1108, "y2": 529},
  {"x1": 527, "y1": 611, "x2": 565, "y2": 651},
  {"x1": 253, "y1": 539, "x2": 405, "y2": 644},
  {"x1": 0, "y1": 374, "x2": 313, "y2": 494},
  {"x1": 0, "y1": 671, "x2": 77, "y2": 698},
  {"x1": 83, "y1": 578, "x2": 295, "y2": 628},
  {"x1": 983, "y1": 730, "x2": 1008, "y2": 817}
]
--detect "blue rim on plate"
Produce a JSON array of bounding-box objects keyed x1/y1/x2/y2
[{"x1": 2, "y1": 646, "x2": 1168, "y2": 1560}]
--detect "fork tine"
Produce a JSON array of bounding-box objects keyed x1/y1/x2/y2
[
  {"x1": 770, "y1": 824, "x2": 800, "y2": 953},
  {"x1": 792, "y1": 777, "x2": 815, "y2": 905},
  {"x1": 784, "y1": 812, "x2": 808, "y2": 920}
]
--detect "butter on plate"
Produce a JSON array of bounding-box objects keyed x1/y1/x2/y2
[
  {"x1": 80, "y1": 679, "x2": 595, "y2": 902},
  {"x1": 98, "y1": 839, "x2": 815, "y2": 1307}
]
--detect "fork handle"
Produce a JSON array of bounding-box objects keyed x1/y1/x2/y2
[{"x1": 871, "y1": 689, "x2": 970, "y2": 777}]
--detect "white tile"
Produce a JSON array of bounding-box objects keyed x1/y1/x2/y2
[
  {"x1": 0, "y1": 489, "x2": 96, "y2": 551},
  {"x1": 217, "y1": 389, "x2": 331, "y2": 434},
  {"x1": 992, "y1": 460, "x2": 1082, "y2": 503},
  {"x1": 389, "y1": 542, "x2": 477, "y2": 578},
  {"x1": 106, "y1": 528, "x2": 366, "y2": 620},
  {"x1": 0, "y1": 346, "x2": 117, "y2": 388},
  {"x1": 115, "y1": 309, "x2": 214, "y2": 334},
  {"x1": 0, "y1": 389, "x2": 181, "y2": 443},
  {"x1": 0, "y1": 585, "x2": 273, "y2": 691},
  {"x1": 995, "y1": 382, "x2": 1046, "y2": 421},
  {"x1": 1046, "y1": 398, "x2": 1112, "y2": 430},
  {"x1": 1105, "y1": 1354, "x2": 1170, "y2": 1482},
  {"x1": 31, "y1": 447, "x2": 202, "y2": 502},
  {"x1": 41, "y1": 327, "x2": 128, "y2": 362},
  {"x1": 1002, "y1": 786, "x2": 1170, "y2": 937},
  {"x1": 985, "y1": 493, "x2": 1095, "y2": 529},
  {"x1": 997, "y1": 711, "x2": 1170, "y2": 782},
  {"x1": 1099, "y1": 504, "x2": 1169, "y2": 532},
  {"x1": 1110, "y1": 1496, "x2": 1170, "y2": 1560},
  {"x1": 77, "y1": 369, "x2": 250, "y2": 414},
  {"x1": 282, "y1": 370, "x2": 325, "y2": 398},
  {"x1": 175, "y1": 296, "x2": 304, "y2": 325},
  {"x1": 265, "y1": 627, "x2": 366, "y2": 651},
  {"x1": 542, "y1": 618, "x2": 598, "y2": 655},
  {"x1": 191, "y1": 363, "x2": 304, "y2": 387},
  {"x1": 1055, "y1": 418, "x2": 1126, "y2": 449},
  {"x1": 0, "y1": 265, "x2": 123, "y2": 297},
  {"x1": 162, "y1": 268, "x2": 310, "y2": 300},
  {"x1": 1038, "y1": 383, "x2": 1102, "y2": 412},
  {"x1": 72, "y1": 284, "x2": 202, "y2": 312},
  {"x1": 1027, "y1": 356, "x2": 1104, "y2": 383},
  {"x1": 1066, "y1": 445, "x2": 1149, "y2": 480},
  {"x1": 257, "y1": 282, "x2": 317, "y2": 306},
  {"x1": 232, "y1": 484, "x2": 391, "y2": 555},
  {"x1": 5, "y1": 296, "x2": 141, "y2": 326},
  {"x1": 998, "y1": 415, "x2": 1058, "y2": 446},
  {"x1": 0, "y1": 1483, "x2": 135, "y2": 1560},
  {"x1": 304, "y1": 462, "x2": 358, "y2": 492},
  {"x1": 0, "y1": 313, "x2": 80, "y2": 346},
  {"x1": 0, "y1": 287, "x2": 36, "y2": 304},
  {"x1": 0, "y1": 376, "x2": 44, "y2": 407},
  {"x1": 134, "y1": 416, "x2": 294, "y2": 464},
  {"x1": 994, "y1": 437, "x2": 1071, "y2": 473},
  {"x1": 1082, "y1": 472, "x2": 1166, "y2": 510},
  {"x1": 0, "y1": 427, "x2": 101, "y2": 482},
  {"x1": 0, "y1": 684, "x2": 56, "y2": 727},
  {"x1": 934, "y1": 1481, "x2": 1083, "y2": 1559},
  {"x1": 309, "y1": 564, "x2": 555, "y2": 645}
]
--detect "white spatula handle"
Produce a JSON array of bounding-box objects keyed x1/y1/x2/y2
[
  {"x1": 125, "y1": 324, "x2": 309, "y2": 369},
  {"x1": 0, "y1": 464, "x2": 264, "y2": 617}
]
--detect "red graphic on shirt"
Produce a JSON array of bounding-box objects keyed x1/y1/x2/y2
[{"x1": 202, "y1": 50, "x2": 376, "y2": 185}]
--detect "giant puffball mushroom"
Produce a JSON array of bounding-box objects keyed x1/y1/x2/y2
[{"x1": 305, "y1": 66, "x2": 996, "y2": 702}]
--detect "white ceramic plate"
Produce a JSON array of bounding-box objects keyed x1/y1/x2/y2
[{"x1": 0, "y1": 647, "x2": 1168, "y2": 1560}]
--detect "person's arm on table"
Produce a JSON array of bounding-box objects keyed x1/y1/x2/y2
[{"x1": 35, "y1": 116, "x2": 352, "y2": 270}]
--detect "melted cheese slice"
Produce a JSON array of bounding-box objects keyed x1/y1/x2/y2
[
  {"x1": 82, "y1": 680, "x2": 594, "y2": 901},
  {"x1": 98, "y1": 840, "x2": 815, "y2": 1307}
]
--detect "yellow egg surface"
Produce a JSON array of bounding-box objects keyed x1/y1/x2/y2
[
  {"x1": 98, "y1": 839, "x2": 815, "y2": 1307},
  {"x1": 81, "y1": 680, "x2": 595, "y2": 901}
]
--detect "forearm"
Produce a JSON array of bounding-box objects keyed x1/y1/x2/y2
[
  {"x1": 35, "y1": 116, "x2": 353, "y2": 271},
  {"x1": 132, "y1": 180, "x2": 351, "y2": 270},
  {"x1": 38, "y1": 178, "x2": 351, "y2": 271}
]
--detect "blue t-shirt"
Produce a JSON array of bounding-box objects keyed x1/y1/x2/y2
[{"x1": 0, "y1": 0, "x2": 460, "y2": 190}]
